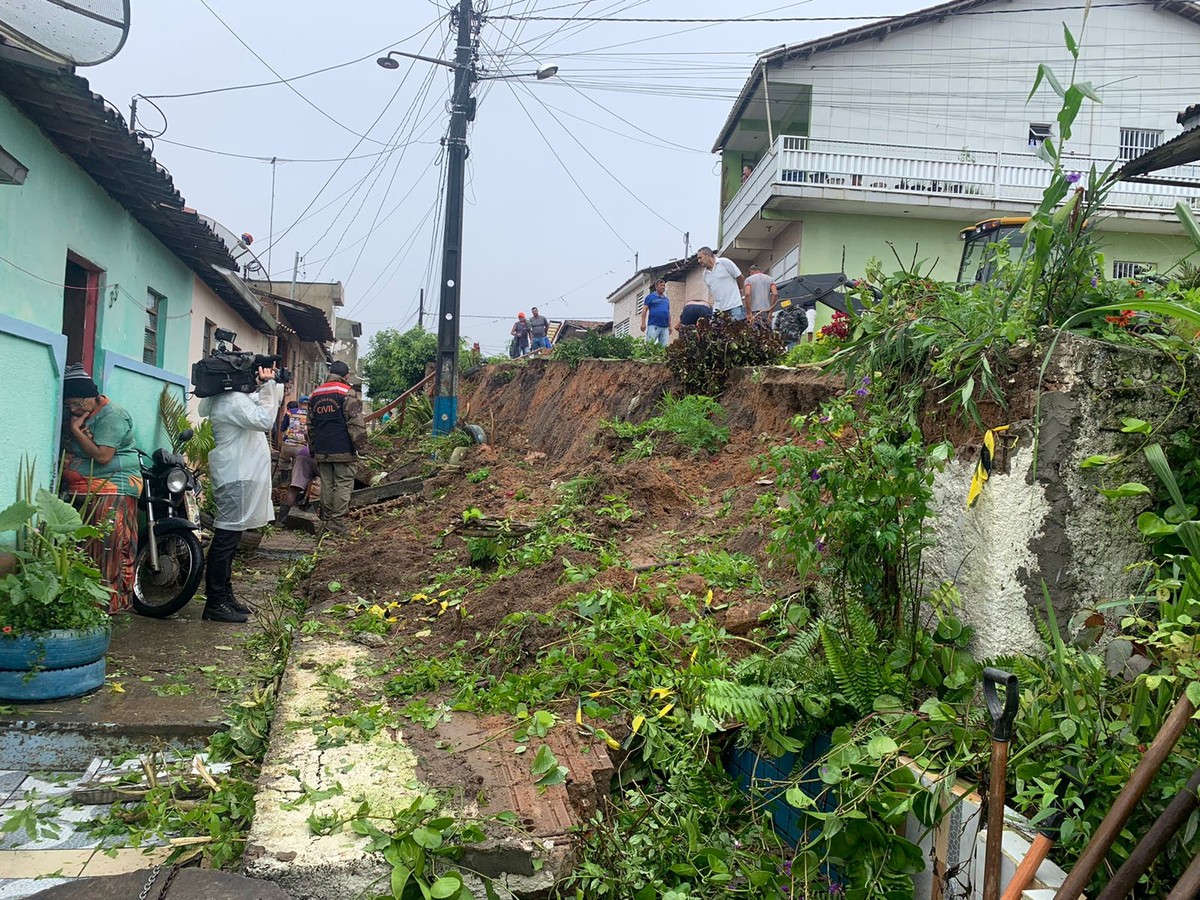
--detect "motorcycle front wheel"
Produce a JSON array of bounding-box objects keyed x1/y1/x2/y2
[{"x1": 132, "y1": 528, "x2": 204, "y2": 618}]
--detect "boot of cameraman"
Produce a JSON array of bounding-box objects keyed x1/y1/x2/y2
[
  {"x1": 309, "y1": 360, "x2": 367, "y2": 535},
  {"x1": 198, "y1": 364, "x2": 284, "y2": 623}
]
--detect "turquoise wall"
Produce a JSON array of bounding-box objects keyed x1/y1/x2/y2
[
  {"x1": 0, "y1": 92, "x2": 196, "y2": 502},
  {"x1": 0, "y1": 316, "x2": 65, "y2": 517}
]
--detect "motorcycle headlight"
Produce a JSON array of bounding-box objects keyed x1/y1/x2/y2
[{"x1": 165, "y1": 467, "x2": 188, "y2": 494}]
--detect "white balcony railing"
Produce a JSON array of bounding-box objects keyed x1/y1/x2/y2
[{"x1": 722, "y1": 135, "x2": 1200, "y2": 241}]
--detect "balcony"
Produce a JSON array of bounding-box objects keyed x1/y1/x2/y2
[{"x1": 721, "y1": 136, "x2": 1200, "y2": 250}]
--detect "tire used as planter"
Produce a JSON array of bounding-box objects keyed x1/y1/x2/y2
[
  {"x1": 0, "y1": 626, "x2": 111, "y2": 671},
  {"x1": 0, "y1": 657, "x2": 106, "y2": 702}
]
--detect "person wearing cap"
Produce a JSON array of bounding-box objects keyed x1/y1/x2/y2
[
  {"x1": 308, "y1": 360, "x2": 367, "y2": 535},
  {"x1": 511, "y1": 313, "x2": 531, "y2": 357},
  {"x1": 200, "y1": 362, "x2": 284, "y2": 623},
  {"x1": 60, "y1": 364, "x2": 142, "y2": 614}
]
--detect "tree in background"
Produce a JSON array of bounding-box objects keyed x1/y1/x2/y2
[{"x1": 360, "y1": 327, "x2": 437, "y2": 402}]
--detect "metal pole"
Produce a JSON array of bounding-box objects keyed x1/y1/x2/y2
[
  {"x1": 268, "y1": 157, "x2": 277, "y2": 276},
  {"x1": 418, "y1": 288, "x2": 425, "y2": 330},
  {"x1": 290, "y1": 251, "x2": 299, "y2": 302},
  {"x1": 432, "y1": 0, "x2": 475, "y2": 436}
]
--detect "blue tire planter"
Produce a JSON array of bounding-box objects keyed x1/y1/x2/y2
[
  {"x1": 0, "y1": 657, "x2": 106, "y2": 702},
  {"x1": 0, "y1": 626, "x2": 111, "y2": 671}
]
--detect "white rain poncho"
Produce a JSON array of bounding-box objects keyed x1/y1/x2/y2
[{"x1": 199, "y1": 381, "x2": 284, "y2": 531}]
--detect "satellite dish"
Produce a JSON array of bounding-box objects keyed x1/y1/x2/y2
[{"x1": 0, "y1": 0, "x2": 131, "y2": 66}]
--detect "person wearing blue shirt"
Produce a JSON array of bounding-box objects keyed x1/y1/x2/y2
[{"x1": 640, "y1": 279, "x2": 672, "y2": 346}]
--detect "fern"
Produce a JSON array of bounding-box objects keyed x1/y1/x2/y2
[
  {"x1": 159, "y1": 387, "x2": 214, "y2": 473},
  {"x1": 701, "y1": 680, "x2": 805, "y2": 755},
  {"x1": 820, "y1": 601, "x2": 891, "y2": 715}
]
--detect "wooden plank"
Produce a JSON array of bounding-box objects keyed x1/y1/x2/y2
[{"x1": 350, "y1": 478, "x2": 424, "y2": 508}]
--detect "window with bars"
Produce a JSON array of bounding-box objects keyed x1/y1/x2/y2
[
  {"x1": 1028, "y1": 123, "x2": 1052, "y2": 147},
  {"x1": 1119, "y1": 127, "x2": 1162, "y2": 162},
  {"x1": 635, "y1": 289, "x2": 646, "y2": 315},
  {"x1": 614, "y1": 319, "x2": 631, "y2": 338},
  {"x1": 1112, "y1": 260, "x2": 1154, "y2": 280},
  {"x1": 144, "y1": 289, "x2": 164, "y2": 366}
]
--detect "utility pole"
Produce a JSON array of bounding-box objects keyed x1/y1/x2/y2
[
  {"x1": 418, "y1": 288, "x2": 425, "y2": 330},
  {"x1": 290, "y1": 251, "x2": 300, "y2": 301},
  {"x1": 684, "y1": 231, "x2": 690, "y2": 258},
  {"x1": 432, "y1": 0, "x2": 476, "y2": 436}
]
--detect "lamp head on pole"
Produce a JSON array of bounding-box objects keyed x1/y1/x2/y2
[
  {"x1": 535, "y1": 63, "x2": 559, "y2": 80},
  {"x1": 377, "y1": 53, "x2": 401, "y2": 69}
]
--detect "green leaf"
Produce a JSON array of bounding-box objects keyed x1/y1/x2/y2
[
  {"x1": 0, "y1": 500, "x2": 36, "y2": 533},
  {"x1": 1076, "y1": 81, "x2": 1102, "y2": 103},
  {"x1": 530, "y1": 744, "x2": 557, "y2": 777},
  {"x1": 412, "y1": 826, "x2": 443, "y2": 850},
  {"x1": 1120, "y1": 418, "x2": 1152, "y2": 435},
  {"x1": 1063, "y1": 22, "x2": 1079, "y2": 59},
  {"x1": 866, "y1": 735, "x2": 899, "y2": 760},
  {"x1": 1137, "y1": 512, "x2": 1177, "y2": 539},
  {"x1": 1029, "y1": 62, "x2": 1065, "y2": 101},
  {"x1": 1080, "y1": 454, "x2": 1120, "y2": 469},
  {"x1": 785, "y1": 786, "x2": 814, "y2": 809},
  {"x1": 1186, "y1": 681, "x2": 1200, "y2": 710},
  {"x1": 430, "y1": 874, "x2": 463, "y2": 899},
  {"x1": 390, "y1": 864, "x2": 412, "y2": 899},
  {"x1": 35, "y1": 489, "x2": 83, "y2": 534},
  {"x1": 1165, "y1": 503, "x2": 1199, "y2": 525},
  {"x1": 1059, "y1": 718, "x2": 1078, "y2": 740},
  {"x1": 1177, "y1": 201, "x2": 1200, "y2": 251},
  {"x1": 1098, "y1": 483, "x2": 1151, "y2": 500},
  {"x1": 1144, "y1": 444, "x2": 1188, "y2": 511}
]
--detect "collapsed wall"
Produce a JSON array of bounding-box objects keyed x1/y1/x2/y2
[{"x1": 460, "y1": 339, "x2": 1196, "y2": 657}]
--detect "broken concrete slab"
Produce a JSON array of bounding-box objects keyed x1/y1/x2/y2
[
  {"x1": 27, "y1": 867, "x2": 291, "y2": 899},
  {"x1": 245, "y1": 635, "x2": 612, "y2": 900}
]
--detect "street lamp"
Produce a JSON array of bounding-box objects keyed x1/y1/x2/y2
[{"x1": 376, "y1": 5, "x2": 558, "y2": 437}]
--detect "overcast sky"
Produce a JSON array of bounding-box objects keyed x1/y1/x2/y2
[{"x1": 83, "y1": 0, "x2": 921, "y2": 357}]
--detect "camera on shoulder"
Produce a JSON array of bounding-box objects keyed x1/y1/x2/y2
[{"x1": 192, "y1": 328, "x2": 292, "y2": 397}]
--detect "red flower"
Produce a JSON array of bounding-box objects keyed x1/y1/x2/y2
[
  {"x1": 1105, "y1": 309, "x2": 1136, "y2": 328},
  {"x1": 1, "y1": 625, "x2": 12, "y2": 634}
]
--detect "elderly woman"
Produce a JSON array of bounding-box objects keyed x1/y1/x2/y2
[{"x1": 60, "y1": 364, "x2": 142, "y2": 614}]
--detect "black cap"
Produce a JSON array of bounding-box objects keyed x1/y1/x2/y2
[{"x1": 329, "y1": 360, "x2": 350, "y2": 376}]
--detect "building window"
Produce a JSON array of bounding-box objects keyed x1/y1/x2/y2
[
  {"x1": 614, "y1": 319, "x2": 631, "y2": 338},
  {"x1": 144, "y1": 289, "x2": 165, "y2": 366},
  {"x1": 1112, "y1": 260, "x2": 1154, "y2": 280},
  {"x1": 635, "y1": 289, "x2": 646, "y2": 316},
  {"x1": 1028, "y1": 123, "x2": 1052, "y2": 147},
  {"x1": 1119, "y1": 127, "x2": 1162, "y2": 162},
  {"x1": 770, "y1": 246, "x2": 800, "y2": 283},
  {"x1": 202, "y1": 319, "x2": 215, "y2": 357}
]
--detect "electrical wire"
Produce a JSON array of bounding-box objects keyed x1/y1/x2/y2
[
  {"x1": 138, "y1": 25, "x2": 443, "y2": 101},
  {"x1": 505, "y1": 80, "x2": 635, "y2": 253},
  {"x1": 153, "y1": 137, "x2": 437, "y2": 163},
  {"x1": 197, "y1": 0, "x2": 399, "y2": 146},
  {"x1": 490, "y1": 4, "x2": 1148, "y2": 22}
]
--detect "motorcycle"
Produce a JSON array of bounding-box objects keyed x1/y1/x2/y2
[{"x1": 132, "y1": 431, "x2": 205, "y2": 618}]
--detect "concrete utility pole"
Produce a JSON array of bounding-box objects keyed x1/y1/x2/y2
[
  {"x1": 418, "y1": 287, "x2": 425, "y2": 330},
  {"x1": 431, "y1": 0, "x2": 476, "y2": 436}
]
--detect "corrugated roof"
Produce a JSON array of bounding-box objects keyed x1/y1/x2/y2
[
  {"x1": 0, "y1": 46, "x2": 239, "y2": 276},
  {"x1": 713, "y1": 0, "x2": 1200, "y2": 153},
  {"x1": 268, "y1": 295, "x2": 335, "y2": 343}
]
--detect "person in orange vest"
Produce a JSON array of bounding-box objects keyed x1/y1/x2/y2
[{"x1": 308, "y1": 361, "x2": 366, "y2": 535}]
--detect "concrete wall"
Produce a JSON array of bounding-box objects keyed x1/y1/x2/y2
[
  {"x1": 774, "y1": 0, "x2": 1200, "y2": 160},
  {"x1": 0, "y1": 315, "x2": 65, "y2": 518},
  {"x1": 0, "y1": 92, "x2": 198, "y2": 494},
  {"x1": 924, "y1": 335, "x2": 1200, "y2": 657}
]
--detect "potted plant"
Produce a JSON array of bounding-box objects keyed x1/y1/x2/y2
[{"x1": 0, "y1": 472, "x2": 112, "y2": 702}]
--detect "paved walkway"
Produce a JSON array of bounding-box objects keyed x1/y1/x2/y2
[{"x1": 0, "y1": 532, "x2": 313, "y2": 898}]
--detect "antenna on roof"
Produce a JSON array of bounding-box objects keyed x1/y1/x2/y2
[{"x1": 0, "y1": 0, "x2": 130, "y2": 67}]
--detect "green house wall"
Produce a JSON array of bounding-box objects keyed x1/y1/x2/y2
[{"x1": 0, "y1": 92, "x2": 194, "y2": 511}]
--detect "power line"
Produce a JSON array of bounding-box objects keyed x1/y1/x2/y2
[
  {"x1": 196, "y1": 0, "x2": 400, "y2": 146},
  {"x1": 506, "y1": 80, "x2": 635, "y2": 253},
  {"x1": 491, "y1": 4, "x2": 1147, "y2": 22},
  {"x1": 139, "y1": 25, "x2": 443, "y2": 101},
  {"x1": 154, "y1": 137, "x2": 436, "y2": 163}
]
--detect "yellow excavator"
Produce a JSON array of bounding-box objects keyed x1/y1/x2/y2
[{"x1": 957, "y1": 217, "x2": 1030, "y2": 284}]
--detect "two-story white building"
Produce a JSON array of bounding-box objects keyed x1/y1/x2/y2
[
  {"x1": 607, "y1": 256, "x2": 705, "y2": 341},
  {"x1": 714, "y1": 0, "x2": 1200, "y2": 325}
]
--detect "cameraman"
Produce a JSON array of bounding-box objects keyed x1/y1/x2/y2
[{"x1": 198, "y1": 364, "x2": 284, "y2": 623}]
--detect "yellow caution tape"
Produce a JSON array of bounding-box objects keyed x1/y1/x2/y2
[{"x1": 967, "y1": 425, "x2": 1010, "y2": 510}]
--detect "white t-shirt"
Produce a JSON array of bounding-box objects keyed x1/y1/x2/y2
[{"x1": 704, "y1": 257, "x2": 743, "y2": 312}]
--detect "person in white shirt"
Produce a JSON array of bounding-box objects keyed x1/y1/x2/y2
[{"x1": 697, "y1": 246, "x2": 746, "y2": 320}]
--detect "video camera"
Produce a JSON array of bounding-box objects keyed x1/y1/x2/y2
[{"x1": 191, "y1": 328, "x2": 292, "y2": 398}]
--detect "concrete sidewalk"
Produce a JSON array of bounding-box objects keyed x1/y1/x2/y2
[{"x1": 0, "y1": 532, "x2": 315, "y2": 899}]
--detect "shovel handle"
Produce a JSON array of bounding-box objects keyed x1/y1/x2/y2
[{"x1": 983, "y1": 667, "x2": 1020, "y2": 741}]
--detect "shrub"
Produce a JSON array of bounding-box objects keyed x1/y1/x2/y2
[
  {"x1": 666, "y1": 314, "x2": 783, "y2": 395},
  {"x1": 550, "y1": 332, "x2": 665, "y2": 369}
]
